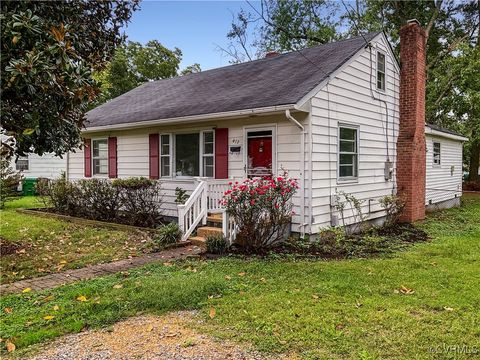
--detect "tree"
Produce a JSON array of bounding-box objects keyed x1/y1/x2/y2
[
  {"x1": 1, "y1": 1, "x2": 139, "y2": 158},
  {"x1": 180, "y1": 63, "x2": 201, "y2": 76},
  {"x1": 95, "y1": 41, "x2": 201, "y2": 104}
]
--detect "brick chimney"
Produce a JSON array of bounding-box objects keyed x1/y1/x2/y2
[{"x1": 396, "y1": 19, "x2": 426, "y2": 222}]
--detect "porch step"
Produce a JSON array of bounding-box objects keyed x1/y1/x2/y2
[
  {"x1": 189, "y1": 236, "x2": 206, "y2": 246},
  {"x1": 197, "y1": 226, "x2": 223, "y2": 238},
  {"x1": 207, "y1": 213, "x2": 223, "y2": 227}
]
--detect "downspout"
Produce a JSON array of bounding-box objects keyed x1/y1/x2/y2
[
  {"x1": 285, "y1": 109, "x2": 306, "y2": 238},
  {"x1": 65, "y1": 152, "x2": 70, "y2": 180}
]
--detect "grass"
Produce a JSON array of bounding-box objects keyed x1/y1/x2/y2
[
  {"x1": 0, "y1": 197, "x2": 152, "y2": 284},
  {"x1": 1, "y1": 194, "x2": 479, "y2": 359}
]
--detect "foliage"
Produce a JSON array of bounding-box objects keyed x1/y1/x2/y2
[
  {"x1": 37, "y1": 177, "x2": 163, "y2": 227},
  {"x1": 205, "y1": 233, "x2": 229, "y2": 255},
  {"x1": 0, "y1": 197, "x2": 152, "y2": 284},
  {"x1": 94, "y1": 40, "x2": 182, "y2": 104},
  {"x1": 379, "y1": 194, "x2": 405, "y2": 227},
  {"x1": 0, "y1": 195, "x2": 478, "y2": 357},
  {"x1": 112, "y1": 177, "x2": 163, "y2": 227},
  {"x1": 0, "y1": 1, "x2": 139, "y2": 157},
  {"x1": 180, "y1": 63, "x2": 201, "y2": 76},
  {"x1": 332, "y1": 190, "x2": 367, "y2": 234},
  {"x1": 154, "y1": 222, "x2": 182, "y2": 249},
  {"x1": 221, "y1": 173, "x2": 298, "y2": 250},
  {"x1": 0, "y1": 148, "x2": 22, "y2": 208},
  {"x1": 174, "y1": 187, "x2": 189, "y2": 205},
  {"x1": 463, "y1": 180, "x2": 480, "y2": 191}
]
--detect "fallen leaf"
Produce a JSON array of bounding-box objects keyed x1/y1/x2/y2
[
  {"x1": 4, "y1": 308, "x2": 13, "y2": 314},
  {"x1": 443, "y1": 306, "x2": 454, "y2": 312},
  {"x1": 113, "y1": 284, "x2": 123, "y2": 289},
  {"x1": 224, "y1": 275, "x2": 231, "y2": 280},
  {"x1": 209, "y1": 307, "x2": 216, "y2": 319},
  {"x1": 399, "y1": 286, "x2": 415, "y2": 295},
  {"x1": 53, "y1": 305, "x2": 59, "y2": 311},
  {"x1": 146, "y1": 324, "x2": 154, "y2": 332},
  {"x1": 312, "y1": 294, "x2": 319, "y2": 300},
  {"x1": 260, "y1": 277, "x2": 266, "y2": 282},
  {"x1": 163, "y1": 262, "x2": 173, "y2": 267},
  {"x1": 76, "y1": 295, "x2": 87, "y2": 302},
  {"x1": 43, "y1": 315, "x2": 55, "y2": 320},
  {"x1": 238, "y1": 272, "x2": 246, "y2": 277},
  {"x1": 22, "y1": 288, "x2": 32, "y2": 293},
  {"x1": 59, "y1": 260, "x2": 67, "y2": 264},
  {"x1": 6, "y1": 340, "x2": 15, "y2": 352}
]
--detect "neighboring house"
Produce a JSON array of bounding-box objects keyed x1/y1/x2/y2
[
  {"x1": 66, "y1": 20, "x2": 466, "y2": 240},
  {"x1": 11, "y1": 153, "x2": 67, "y2": 180}
]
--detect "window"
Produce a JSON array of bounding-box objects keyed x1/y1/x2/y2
[
  {"x1": 202, "y1": 131, "x2": 214, "y2": 177},
  {"x1": 16, "y1": 156, "x2": 29, "y2": 171},
  {"x1": 338, "y1": 126, "x2": 358, "y2": 179},
  {"x1": 92, "y1": 139, "x2": 108, "y2": 175},
  {"x1": 171, "y1": 131, "x2": 214, "y2": 177},
  {"x1": 433, "y1": 142, "x2": 441, "y2": 165},
  {"x1": 376, "y1": 51, "x2": 386, "y2": 91},
  {"x1": 160, "y1": 134, "x2": 171, "y2": 177}
]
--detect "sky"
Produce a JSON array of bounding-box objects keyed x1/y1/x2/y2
[{"x1": 124, "y1": 1, "x2": 257, "y2": 71}]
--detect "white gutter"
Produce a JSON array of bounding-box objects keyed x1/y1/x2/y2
[
  {"x1": 285, "y1": 109, "x2": 306, "y2": 238},
  {"x1": 84, "y1": 104, "x2": 300, "y2": 133},
  {"x1": 425, "y1": 126, "x2": 468, "y2": 142}
]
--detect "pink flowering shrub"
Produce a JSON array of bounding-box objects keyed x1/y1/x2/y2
[{"x1": 221, "y1": 172, "x2": 299, "y2": 249}]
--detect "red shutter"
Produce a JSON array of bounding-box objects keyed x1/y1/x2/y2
[
  {"x1": 84, "y1": 138, "x2": 92, "y2": 177},
  {"x1": 149, "y1": 134, "x2": 159, "y2": 179},
  {"x1": 215, "y1": 128, "x2": 228, "y2": 179},
  {"x1": 108, "y1": 137, "x2": 117, "y2": 178}
]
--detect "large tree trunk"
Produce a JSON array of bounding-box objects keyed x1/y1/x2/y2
[{"x1": 469, "y1": 140, "x2": 480, "y2": 182}]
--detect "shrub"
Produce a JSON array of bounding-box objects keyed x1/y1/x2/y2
[
  {"x1": 0, "y1": 148, "x2": 22, "y2": 208},
  {"x1": 76, "y1": 179, "x2": 122, "y2": 221},
  {"x1": 379, "y1": 194, "x2": 405, "y2": 227},
  {"x1": 154, "y1": 222, "x2": 182, "y2": 248},
  {"x1": 463, "y1": 181, "x2": 480, "y2": 191},
  {"x1": 112, "y1": 177, "x2": 163, "y2": 227},
  {"x1": 221, "y1": 172, "x2": 298, "y2": 250},
  {"x1": 332, "y1": 190, "x2": 367, "y2": 234},
  {"x1": 174, "y1": 187, "x2": 189, "y2": 204},
  {"x1": 205, "y1": 233, "x2": 229, "y2": 254},
  {"x1": 36, "y1": 174, "x2": 79, "y2": 215}
]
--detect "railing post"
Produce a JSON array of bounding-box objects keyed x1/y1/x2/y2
[
  {"x1": 201, "y1": 182, "x2": 208, "y2": 225},
  {"x1": 177, "y1": 204, "x2": 186, "y2": 241},
  {"x1": 222, "y1": 210, "x2": 228, "y2": 240}
]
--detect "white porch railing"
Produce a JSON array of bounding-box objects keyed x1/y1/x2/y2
[
  {"x1": 177, "y1": 178, "x2": 208, "y2": 241},
  {"x1": 177, "y1": 178, "x2": 237, "y2": 242},
  {"x1": 207, "y1": 180, "x2": 231, "y2": 213}
]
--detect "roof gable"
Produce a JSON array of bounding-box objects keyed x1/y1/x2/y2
[{"x1": 86, "y1": 32, "x2": 381, "y2": 129}]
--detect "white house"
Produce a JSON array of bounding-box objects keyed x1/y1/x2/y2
[
  {"x1": 11, "y1": 153, "x2": 67, "y2": 180},
  {"x1": 65, "y1": 20, "x2": 466, "y2": 241}
]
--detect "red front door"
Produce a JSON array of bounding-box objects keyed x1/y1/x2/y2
[{"x1": 247, "y1": 135, "x2": 272, "y2": 177}]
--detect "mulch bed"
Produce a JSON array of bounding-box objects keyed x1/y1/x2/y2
[
  {"x1": 226, "y1": 223, "x2": 429, "y2": 260},
  {"x1": 0, "y1": 237, "x2": 26, "y2": 256}
]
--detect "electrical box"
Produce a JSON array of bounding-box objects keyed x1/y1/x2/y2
[{"x1": 384, "y1": 161, "x2": 393, "y2": 180}]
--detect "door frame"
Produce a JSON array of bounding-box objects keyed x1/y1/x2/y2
[{"x1": 243, "y1": 124, "x2": 277, "y2": 177}]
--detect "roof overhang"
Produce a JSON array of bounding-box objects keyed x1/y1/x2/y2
[
  {"x1": 425, "y1": 125, "x2": 468, "y2": 142},
  {"x1": 83, "y1": 104, "x2": 305, "y2": 133}
]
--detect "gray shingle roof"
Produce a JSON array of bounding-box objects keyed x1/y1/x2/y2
[
  {"x1": 426, "y1": 123, "x2": 467, "y2": 138},
  {"x1": 86, "y1": 32, "x2": 380, "y2": 128}
]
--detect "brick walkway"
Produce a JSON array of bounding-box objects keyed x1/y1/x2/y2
[{"x1": 0, "y1": 245, "x2": 203, "y2": 295}]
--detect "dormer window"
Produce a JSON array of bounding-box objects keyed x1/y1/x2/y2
[{"x1": 377, "y1": 51, "x2": 386, "y2": 91}]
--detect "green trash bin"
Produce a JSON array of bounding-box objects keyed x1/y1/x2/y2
[{"x1": 22, "y1": 178, "x2": 37, "y2": 196}]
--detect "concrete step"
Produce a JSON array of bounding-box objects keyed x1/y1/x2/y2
[
  {"x1": 189, "y1": 236, "x2": 206, "y2": 246},
  {"x1": 197, "y1": 226, "x2": 223, "y2": 238}
]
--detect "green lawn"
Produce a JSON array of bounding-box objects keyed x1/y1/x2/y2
[
  {"x1": 1, "y1": 195, "x2": 479, "y2": 359},
  {"x1": 0, "y1": 197, "x2": 152, "y2": 284}
]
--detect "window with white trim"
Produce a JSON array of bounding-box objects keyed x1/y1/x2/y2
[
  {"x1": 163, "y1": 131, "x2": 215, "y2": 178},
  {"x1": 16, "y1": 156, "x2": 29, "y2": 171},
  {"x1": 202, "y1": 131, "x2": 214, "y2": 177},
  {"x1": 433, "y1": 142, "x2": 441, "y2": 165},
  {"x1": 160, "y1": 134, "x2": 171, "y2": 177},
  {"x1": 92, "y1": 139, "x2": 108, "y2": 175},
  {"x1": 376, "y1": 51, "x2": 386, "y2": 91},
  {"x1": 338, "y1": 126, "x2": 358, "y2": 179}
]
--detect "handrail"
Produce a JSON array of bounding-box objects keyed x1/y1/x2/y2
[{"x1": 177, "y1": 179, "x2": 208, "y2": 241}]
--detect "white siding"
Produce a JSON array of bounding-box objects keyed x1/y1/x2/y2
[
  {"x1": 309, "y1": 35, "x2": 400, "y2": 232},
  {"x1": 12, "y1": 153, "x2": 67, "y2": 179},
  {"x1": 425, "y1": 134, "x2": 463, "y2": 204}
]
